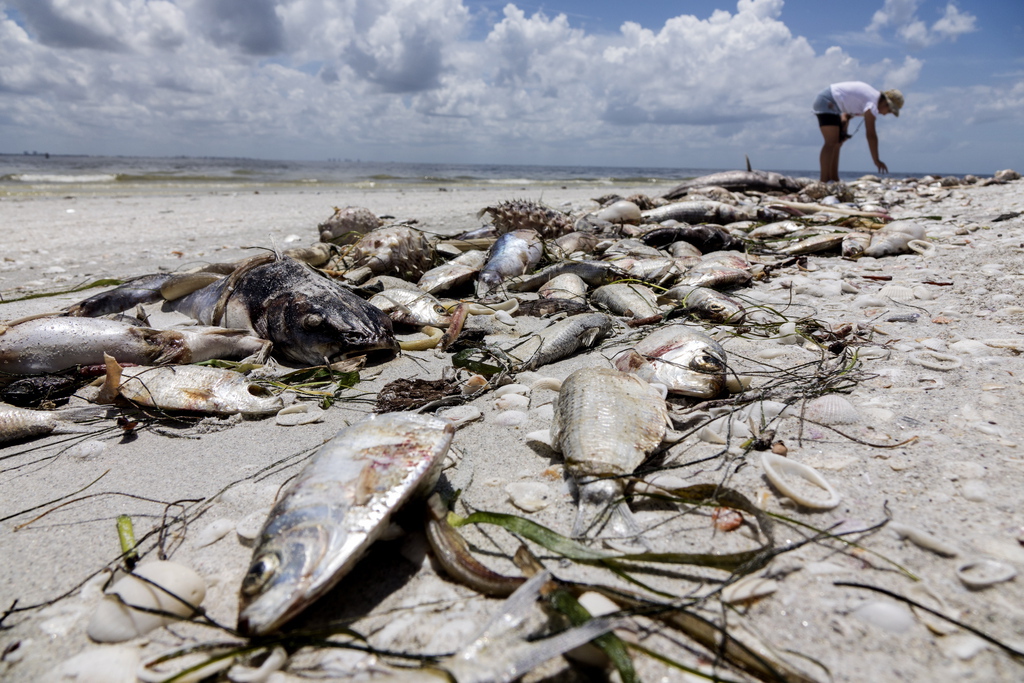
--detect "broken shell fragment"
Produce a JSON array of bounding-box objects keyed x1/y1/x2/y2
[
  {"x1": 505, "y1": 481, "x2": 555, "y2": 512},
  {"x1": 956, "y1": 558, "x2": 1018, "y2": 589},
  {"x1": 721, "y1": 575, "x2": 779, "y2": 605},
  {"x1": 760, "y1": 452, "x2": 841, "y2": 510},
  {"x1": 275, "y1": 404, "x2": 326, "y2": 426},
  {"x1": 87, "y1": 561, "x2": 206, "y2": 643}
]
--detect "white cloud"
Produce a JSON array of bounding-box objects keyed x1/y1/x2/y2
[{"x1": 863, "y1": 0, "x2": 976, "y2": 49}]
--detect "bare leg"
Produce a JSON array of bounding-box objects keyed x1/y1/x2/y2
[{"x1": 819, "y1": 125, "x2": 841, "y2": 182}]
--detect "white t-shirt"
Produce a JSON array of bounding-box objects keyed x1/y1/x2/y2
[{"x1": 830, "y1": 82, "x2": 881, "y2": 117}]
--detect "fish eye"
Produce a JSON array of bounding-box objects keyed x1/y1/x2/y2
[
  {"x1": 301, "y1": 313, "x2": 325, "y2": 330},
  {"x1": 694, "y1": 353, "x2": 724, "y2": 371},
  {"x1": 241, "y1": 553, "x2": 280, "y2": 596},
  {"x1": 433, "y1": 305, "x2": 447, "y2": 315}
]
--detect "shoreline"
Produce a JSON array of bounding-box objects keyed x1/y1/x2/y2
[{"x1": 2, "y1": 177, "x2": 1024, "y2": 682}]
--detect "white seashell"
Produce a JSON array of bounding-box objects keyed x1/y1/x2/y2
[
  {"x1": 494, "y1": 383, "x2": 529, "y2": 397},
  {"x1": 494, "y1": 393, "x2": 530, "y2": 411},
  {"x1": 803, "y1": 395, "x2": 860, "y2": 425},
  {"x1": 236, "y1": 508, "x2": 271, "y2": 542},
  {"x1": 493, "y1": 410, "x2": 528, "y2": 427},
  {"x1": 877, "y1": 284, "x2": 915, "y2": 301},
  {"x1": 910, "y1": 285, "x2": 936, "y2": 300},
  {"x1": 195, "y1": 518, "x2": 235, "y2": 548},
  {"x1": 908, "y1": 350, "x2": 962, "y2": 371},
  {"x1": 852, "y1": 600, "x2": 916, "y2": 633},
  {"x1": 855, "y1": 346, "x2": 890, "y2": 360},
  {"x1": 505, "y1": 481, "x2": 555, "y2": 512},
  {"x1": 775, "y1": 321, "x2": 801, "y2": 345},
  {"x1": 46, "y1": 646, "x2": 140, "y2": 683},
  {"x1": 960, "y1": 479, "x2": 990, "y2": 502},
  {"x1": 760, "y1": 452, "x2": 840, "y2": 510},
  {"x1": 852, "y1": 294, "x2": 889, "y2": 309},
  {"x1": 436, "y1": 405, "x2": 483, "y2": 429},
  {"x1": 67, "y1": 439, "x2": 107, "y2": 461},
  {"x1": 725, "y1": 374, "x2": 753, "y2": 393},
  {"x1": 532, "y1": 403, "x2": 554, "y2": 420},
  {"x1": 756, "y1": 347, "x2": 790, "y2": 359},
  {"x1": 525, "y1": 429, "x2": 553, "y2": 447},
  {"x1": 275, "y1": 404, "x2": 325, "y2": 426},
  {"x1": 494, "y1": 310, "x2": 516, "y2": 325},
  {"x1": 529, "y1": 376, "x2": 563, "y2": 392},
  {"x1": 698, "y1": 425, "x2": 728, "y2": 444},
  {"x1": 87, "y1": 561, "x2": 206, "y2": 643},
  {"x1": 949, "y1": 339, "x2": 995, "y2": 357},
  {"x1": 594, "y1": 200, "x2": 642, "y2": 224},
  {"x1": 888, "y1": 522, "x2": 959, "y2": 557},
  {"x1": 721, "y1": 575, "x2": 778, "y2": 604},
  {"x1": 956, "y1": 558, "x2": 1018, "y2": 589},
  {"x1": 906, "y1": 239, "x2": 937, "y2": 257},
  {"x1": 918, "y1": 337, "x2": 948, "y2": 352}
]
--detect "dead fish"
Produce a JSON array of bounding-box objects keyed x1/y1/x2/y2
[
  {"x1": 0, "y1": 401, "x2": 102, "y2": 444},
  {"x1": 675, "y1": 252, "x2": 752, "y2": 290},
  {"x1": 417, "y1": 249, "x2": 487, "y2": 295},
  {"x1": 613, "y1": 257, "x2": 693, "y2": 287},
  {"x1": 368, "y1": 289, "x2": 451, "y2": 328},
  {"x1": 601, "y1": 238, "x2": 664, "y2": 260},
  {"x1": 477, "y1": 229, "x2": 543, "y2": 297},
  {"x1": 504, "y1": 260, "x2": 624, "y2": 293},
  {"x1": 0, "y1": 317, "x2": 270, "y2": 375},
  {"x1": 663, "y1": 169, "x2": 809, "y2": 199},
  {"x1": 551, "y1": 367, "x2": 668, "y2": 540},
  {"x1": 747, "y1": 220, "x2": 810, "y2": 240},
  {"x1": 538, "y1": 273, "x2": 588, "y2": 302},
  {"x1": 641, "y1": 201, "x2": 784, "y2": 226},
  {"x1": 342, "y1": 225, "x2": 433, "y2": 282},
  {"x1": 499, "y1": 313, "x2": 614, "y2": 370},
  {"x1": 659, "y1": 285, "x2": 746, "y2": 324},
  {"x1": 547, "y1": 231, "x2": 603, "y2": 260},
  {"x1": 237, "y1": 412, "x2": 454, "y2": 635},
  {"x1": 612, "y1": 324, "x2": 727, "y2": 398},
  {"x1": 590, "y1": 283, "x2": 661, "y2": 319},
  {"x1": 97, "y1": 354, "x2": 283, "y2": 415},
  {"x1": 165, "y1": 254, "x2": 398, "y2": 365},
  {"x1": 479, "y1": 199, "x2": 575, "y2": 239},
  {"x1": 66, "y1": 273, "x2": 177, "y2": 318},
  {"x1": 639, "y1": 223, "x2": 746, "y2": 253},
  {"x1": 775, "y1": 232, "x2": 846, "y2": 256}
]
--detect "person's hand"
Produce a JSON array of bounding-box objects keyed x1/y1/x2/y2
[{"x1": 875, "y1": 160, "x2": 889, "y2": 174}]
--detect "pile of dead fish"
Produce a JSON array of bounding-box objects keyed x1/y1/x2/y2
[{"x1": 3, "y1": 167, "x2": 1021, "y2": 681}]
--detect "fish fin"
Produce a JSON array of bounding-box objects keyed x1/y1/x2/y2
[
  {"x1": 579, "y1": 325, "x2": 603, "y2": 348},
  {"x1": 353, "y1": 463, "x2": 379, "y2": 505},
  {"x1": 573, "y1": 479, "x2": 653, "y2": 551},
  {"x1": 96, "y1": 353, "x2": 123, "y2": 404},
  {"x1": 745, "y1": 154, "x2": 752, "y2": 172}
]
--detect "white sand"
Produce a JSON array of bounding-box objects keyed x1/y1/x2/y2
[{"x1": 1, "y1": 178, "x2": 1023, "y2": 681}]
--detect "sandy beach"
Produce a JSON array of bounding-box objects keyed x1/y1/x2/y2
[{"x1": 2, "y1": 175, "x2": 1024, "y2": 682}]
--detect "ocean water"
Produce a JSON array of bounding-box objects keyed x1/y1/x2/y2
[{"x1": 0, "y1": 153, "x2": 917, "y2": 197}]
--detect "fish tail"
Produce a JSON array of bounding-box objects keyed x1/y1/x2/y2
[{"x1": 573, "y1": 478, "x2": 652, "y2": 551}]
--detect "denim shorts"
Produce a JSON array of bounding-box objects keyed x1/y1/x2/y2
[{"x1": 813, "y1": 87, "x2": 841, "y2": 126}]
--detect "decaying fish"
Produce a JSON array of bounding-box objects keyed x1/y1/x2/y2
[
  {"x1": 547, "y1": 231, "x2": 603, "y2": 259},
  {"x1": 477, "y1": 229, "x2": 543, "y2": 297},
  {"x1": 499, "y1": 312, "x2": 614, "y2": 371},
  {"x1": 675, "y1": 252, "x2": 752, "y2": 290},
  {"x1": 0, "y1": 317, "x2": 270, "y2": 375},
  {"x1": 639, "y1": 223, "x2": 746, "y2": 253},
  {"x1": 237, "y1": 412, "x2": 454, "y2": 635},
  {"x1": 641, "y1": 201, "x2": 785, "y2": 226},
  {"x1": 97, "y1": 354, "x2": 283, "y2": 415},
  {"x1": 341, "y1": 225, "x2": 433, "y2": 281},
  {"x1": 612, "y1": 325, "x2": 727, "y2": 398},
  {"x1": 659, "y1": 285, "x2": 746, "y2": 324},
  {"x1": 663, "y1": 169, "x2": 809, "y2": 199},
  {"x1": 551, "y1": 367, "x2": 668, "y2": 540},
  {"x1": 368, "y1": 289, "x2": 451, "y2": 328},
  {"x1": 0, "y1": 401, "x2": 101, "y2": 444},
  {"x1": 479, "y1": 199, "x2": 575, "y2": 239},
  {"x1": 505, "y1": 260, "x2": 623, "y2": 293},
  {"x1": 164, "y1": 254, "x2": 399, "y2": 365},
  {"x1": 590, "y1": 283, "x2": 661, "y2": 319},
  {"x1": 537, "y1": 273, "x2": 588, "y2": 302},
  {"x1": 417, "y1": 250, "x2": 487, "y2": 295},
  {"x1": 774, "y1": 232, "x2": 846, "y2": 256},
  {"x1": 841, "y1": 231, "x2": 873, "y2": 258}
]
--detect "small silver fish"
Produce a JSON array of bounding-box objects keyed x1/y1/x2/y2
[
  {"x1": 841, "y1": 231, "x2": 873, "y2": 258},
  {"x1": 237, "y1": 412, "x2": 454, "y2": 635},
  {"x1": 368, "y1": 289, "x2": 452, "y2": 328},
  {"x1": 551, "y1": 367, "x2": 668, "y2": 540},
  {"x1": 659, "y1": 285, "x2": 746, "y2": 324},
  {"x1": 537, "y1": 273, "x2": 588, "y2": 302},
  {"x1": 590, "y1": 282, "x2": 662, "y2": 319},
  {"x1": 0, "y1": 317, "x2": 270, "y2": 375},
  {"x1": 477, "y1": 229, "x2": 543, "y2": 297},
  {"x1": 97, "y1": 354, "x2": 283, "y2": 415},
  {"x1": 499, "y1": 312, "x2": 614, "y2": 371},
  {"x1": 612, "y1": 324, "x2": 727, "y2": 398},
  {"x1": 417, "y1": 249, "x2": 487, "y2": 295},
  {"x1": 0, "y1": 402, "x2": 99, "y2": 444}
]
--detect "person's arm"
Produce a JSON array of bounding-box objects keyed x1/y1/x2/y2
[{"x1": 864, "y1": 111, "x2": 888, "y2": 174}]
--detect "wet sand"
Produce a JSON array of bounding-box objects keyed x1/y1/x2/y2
[{"x1": 2, "y1": 177, "x2": 1024, "y2": 682}]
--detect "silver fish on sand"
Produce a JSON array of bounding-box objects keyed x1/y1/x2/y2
[
  {"x1": 477, "y1": 229, "x2": 543, "y2": 297},
  {"x1": 551, "y1": 366, "x2": 668, "y2": 540},
  {"x1": 659, "y1": 284, "x2": 746, "y2": 324},
  {"x1": 499, "y1": 312, "x2": 614, "y2": 371},
  {"x1": 590, "y1": 282, "x2": 662, "y2": 319},
  {"x1": 368, "y1": 289, "x2": 452, "y2": 328},
  {"x1": 97, "y1": 354, "x2": 283, "y2": 415},
  {"x1": 237, "y1": 412, "x2": 454, "y2": 636},
  {"x1": 417, "y1": 249, "x2": 487, "y2": 295},
  {"x1": 0, "y1": 402, "x2": 100, "y2": 444},
  {"x1": 613, "y1": 324, "x2": 728, "y2": 398},
  {"x1": 0, "y1": 317, "x2": 269, "y2": 375}
]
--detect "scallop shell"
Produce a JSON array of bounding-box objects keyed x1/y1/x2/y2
[
  {"x1": 760, "y1": 452, "x2": 841, "y2": 510},
  {"x1": 877, "y1": 284, "x2": 915, "y2": 302},
  {"x1": 956, "y1": 558, "x2": 1018, "y2": 589},
  {"x1": 803, "y1": 395, "x2": 860, "y2": 425}
]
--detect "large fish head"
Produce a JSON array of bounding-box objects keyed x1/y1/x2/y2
[
  {"x1": 261, "y1": 290, "x2": 399, "y2": 365},
  {"x1": 237, "y1": 519, "x2": 337, "y2": 636},
  {"x1": 630, "y1": 327, "x2": 728, "y2": 398}
]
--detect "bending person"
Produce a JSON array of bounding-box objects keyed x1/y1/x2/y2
[{"x1": 812, "y1": 82, "x2": 903, "y2": 182}]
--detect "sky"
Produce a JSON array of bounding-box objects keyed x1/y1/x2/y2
[{"x1": 0, "y1": 0, "x2": 1021, "y2": 174}]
